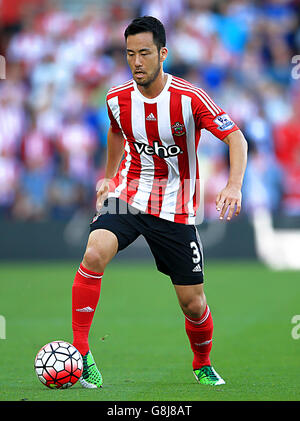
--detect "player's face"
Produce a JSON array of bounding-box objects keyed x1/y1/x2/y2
[{"x1": 126, "y1": 32, "x2": 167, "y2": 87}]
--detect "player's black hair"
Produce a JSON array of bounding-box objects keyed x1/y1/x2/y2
[{"x1": 124, "y1": 16, "x2": 166, "y2": 52}]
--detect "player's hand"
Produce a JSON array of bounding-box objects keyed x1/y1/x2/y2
[
  {"x1": 96, "y1": 178, "x2": 111, "y2": 212},
  {"x1": 215, "y1": 183, "x2": 242, "y2": 221}
]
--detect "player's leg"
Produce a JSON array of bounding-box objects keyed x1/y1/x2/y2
[
  {"x1": 174, "y1": 283, "x2": 212, "y2": 369},
  {"x1": 72, "y1": 228, "x2": 118, "y2": 355},
  {"x1": 72, "y1": 229, "x2": 118, "y2": 388},
  {"x1": 73, "y1": 198, "x2": 141, "y2": 388},
  {"x1": 142, "y1": 216, "x2": 224, "y2": 385},
  {"x1": 177, "y1": 284, "x2": 224, "y2": 386},
  {"x1": 174, "y1": 282, "x2": 225, "y2": 385}
]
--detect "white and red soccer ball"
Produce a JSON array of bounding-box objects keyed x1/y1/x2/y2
[{"x1": 34, "y1": 341, "x2": 83, "y2": 389}]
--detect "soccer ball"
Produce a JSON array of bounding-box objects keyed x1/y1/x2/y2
[{"x1": 34, "y1": 340, "x2": 83, "y2": 389}]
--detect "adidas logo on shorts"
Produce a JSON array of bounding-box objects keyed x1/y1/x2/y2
[{"x1": 192, "y1": 264, "x2": 202, "y2": 272}]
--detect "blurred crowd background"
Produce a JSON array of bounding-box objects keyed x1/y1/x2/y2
[{"x1": 0, "y1": 0, "x2": 299, "y2": 223}]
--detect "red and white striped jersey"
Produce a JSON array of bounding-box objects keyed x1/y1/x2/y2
[{"x1": 106, "y1": 74, "x2": 239, "y2": 224}]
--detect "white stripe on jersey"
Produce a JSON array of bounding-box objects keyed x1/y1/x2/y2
[
  {"x1": 157, "y1": 91, "x2": 180, "y2": 222},
  {"x1": 107, "y1": 96, "x2": 132, "y2": 199},
  {"x1": 181, "y1": 94, "x2": 197, "y2": 224},
  {"x1": 107, "y1": 96, "x2": 123, "y2": 135},
  {"x1": 171, "y1": 79, "x2": 221, "y2": 116},
  {"x1": 130, "y1": 91, "x2": 154, "y2": 211},
  {"x1": 112, "y1": 140, "x2": 132, "y2": 198}
]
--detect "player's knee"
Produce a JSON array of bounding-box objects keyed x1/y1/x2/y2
[
  {"x1": 182, "y1": 294, "x2": 207, "y2": 319},
  {"x1": 82, "y1": 245, "x2": 106, "y2": 273}
]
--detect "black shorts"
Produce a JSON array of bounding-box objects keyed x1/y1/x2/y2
[{"x1": 89, "y1": 198, "x2": 204, "y2": 285}]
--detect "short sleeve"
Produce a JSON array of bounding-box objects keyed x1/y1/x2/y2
[
  {"x1": 192, "y1": 93, "x2": 239, "y2": 141},
  {"x1": 106, "y1": 101, "x2": 121, "y2": 134}
]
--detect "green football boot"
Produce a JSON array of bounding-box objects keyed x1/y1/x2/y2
[
  {"x1": 193, "y1": 365, "x2": 225, "y2": 386},
  {"x1": 79, "y1": 351, "x2": 103, "y2": 389}
]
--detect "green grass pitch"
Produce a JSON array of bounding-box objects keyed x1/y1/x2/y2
[{"x1": 0, "y1": 259, "x2": 299, "y2": 401}]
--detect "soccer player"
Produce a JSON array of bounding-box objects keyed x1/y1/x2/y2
[{"x1": 71, "y1": 16, "x2": 248, "y2": 388}]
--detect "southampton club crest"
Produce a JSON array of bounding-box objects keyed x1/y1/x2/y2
[{"x1": 171, "y1": 122, "x2": 186, "y2": 137}]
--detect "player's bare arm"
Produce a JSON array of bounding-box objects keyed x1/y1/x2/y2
[
  {"x1": 96, "y1": 127, "x2": 124, "y2": 211},
  {"x1": 216, "y1": 129, "x2": 248, "y2": 221}
]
